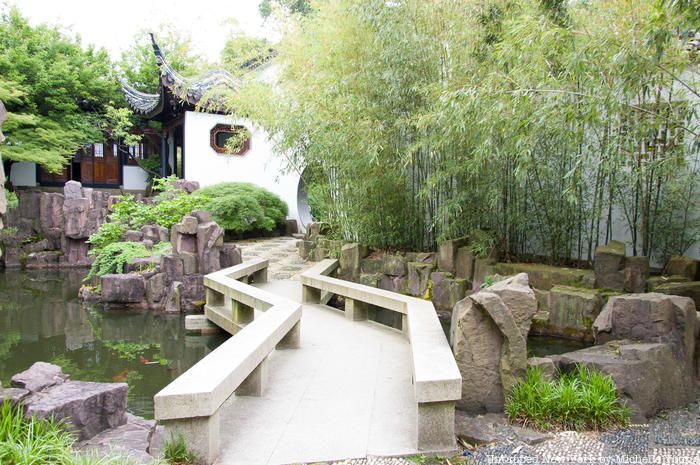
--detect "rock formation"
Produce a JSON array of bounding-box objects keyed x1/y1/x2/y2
[{"x1": 451, "y1": 273, "x2": 537, "y2": 412}]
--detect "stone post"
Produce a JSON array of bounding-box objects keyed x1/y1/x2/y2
[
  {"x1": 417, "y1": 400, "x2": 456, "y2": 451},
  {"x1": 161, "y1": 411, "x2": 220, "y2": 465},
  {"x1": 344, "y1": 298, "x2": 368, "y2": 321}
]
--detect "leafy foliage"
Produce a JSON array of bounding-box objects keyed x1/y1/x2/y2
[
  {"x1": 163, "y1": 433, "x2": 196, "y2": 465},
  {"x1": 196, "y1": 182, "x2": 288, "y2": 234},
  {"x1": 505, "y1": 365, "x2": 630, "y2": 431},
  {"x1": 259, "y1": 0, "x2": 312, "y2": 19},
  {"x1": 0, "y1": 6, "x2": 121, "y2": 172},
  {"x1": 221, "y1": 34, "x2": 275, "y2": 75},
  {"x1": 87, "y1": 176, "x2": 207, "y2": 254},
  {"x1": 86, "y1": 242, "x2": 151, "y2": 282},
  {"x1": 235, "y1": 0, "x2": 700, "y2": 264}
]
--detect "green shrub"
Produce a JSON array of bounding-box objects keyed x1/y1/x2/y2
[
  {"x1": 163, "y1": 433, "x2": 196, "y2": 464},
  {"x1": 87, "y1": 176, "x2": 207, "y2": 254},
  {"x1": 4, "y1": 189, "x2": 18, "y2": 210},
  {"x1": 505, "y1": 365, "x2": 629, "y2": 431},
  {"x1": 196, "y1": 182, "x2": 288, "y2": 234},
  {"x1": 86, "y1": 242, "x2": 151, "y2": 282}
]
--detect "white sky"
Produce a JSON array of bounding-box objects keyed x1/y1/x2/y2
[{"x1": 9, "y1": 0, "x2": 277, "y2": 61}]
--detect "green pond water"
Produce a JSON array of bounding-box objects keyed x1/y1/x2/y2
[{"x1": 0, "y1": 269, "x2": 228, "y2": 419}]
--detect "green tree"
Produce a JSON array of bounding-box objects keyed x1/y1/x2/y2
[
  {"x1": 221, "y1": 33, "x2": 274, "y2": 75},
  {"x1": 259, "y1": 0, "x2": 312, "y2": 19},
  {"x1": 235, "y1": 0, "x2": 699, "y2": 265},
  {"x1": 0, "y1": 6, "x2": 121, "y2": 173},
  {"x1": 118, "y1": 25, "x2": 206, "y2": 94}
]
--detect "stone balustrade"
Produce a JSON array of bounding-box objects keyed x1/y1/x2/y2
[
  {"x1": 300, "y1": 259, "x2": 462, "y2": 452},
  {"x1": 154, "y1": 259, "x2": 301, "y2": 464}
]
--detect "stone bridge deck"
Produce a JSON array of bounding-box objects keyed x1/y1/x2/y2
[{"x1": 216, "y1": 280, "x2": 417, "y2": 465}]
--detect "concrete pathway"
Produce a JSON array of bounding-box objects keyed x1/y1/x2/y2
[
  {"x1": 236, "y1": 237, "x2": 312, "y2": 280},
  {"x1": 216, "y1": 280, "x2": 418, "y2": 465}
]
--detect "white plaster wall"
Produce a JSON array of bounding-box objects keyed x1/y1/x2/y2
[
  {"x1": 9, "y1": 162, "x2": 37, "y2": 187},
  {"x1": 183, "y1": 111, "x2": 303, "y2": 228},
  {"x1": 123, "y1": 165, "x2": 149, "y2": 191}
]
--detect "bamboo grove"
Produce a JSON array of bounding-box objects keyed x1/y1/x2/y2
[{"x1": 236, "y1": 0, "x2": 700, "y2": 266}]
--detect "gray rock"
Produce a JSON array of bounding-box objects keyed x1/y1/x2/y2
[
  {"x1": 25, "y1": 380, "x2": 127, "y2": 439},
  {"x1": 625, "y1": 256, "x2": 649, "y2": 293},
  {"x1": 437, "y1": 236, "x2": 469, "y2": 274},
  {"x1": 339, "y1": 243, "x2": 361, "y2": 281},
  {"x1": 165, "y1": 281, "x2": 183, "y2": 313},
  {"x1": 378, "y1": 274, "x2": 406, "y2": 294},
  {"x1": 181, "y1": 274, "x2": 205, "y2": 311},
  {"x1": 382, "y1": 254, "x2": 406, "y2": 277},
  {"x1": 39, "y1": 192, "x2": 64, "y2": 245},
  {"x1": 172, "y1": 179, "x2": 199, "y2": 194},
  {"x1": 298, "y1": 240, "x2": 313, "y2": 260},
  {"x1": 170, "y1": 228, "x2": 196, "y2": 254},
  {"x1": 593, "y1": 293, "x2": 697, "y2": 370},
  {"x1": 63, "y1": 198, "x2": 91, "y2": 239},
  {"x1": 557, "y1": 341, "x2": 696, "y2": 418},
  {"x1": 407, "y1": 262, "x2": 434, "y2": 297},
  {"x1": 454, "y1": 411, "x2": 508, "y2": 445},
  {"x1": 655, "y1": 281, "x2": 700, "y2": 310},
  {"x1": 124, "y1": 230, "x2": 143, "y2": 242},
  {"x1": 25, "y1": 250, "x2": 61, "y2": 269},
  {"x1": 455, "y1": 246, "x2": 476, "y2": 281},
  {"x1": 0, "y1": 387, "x2": 30, "y2": 405},
  {"x1": 11, "y1": 362, "x2": 68, "y2": 393},
  {"x1": 145, "y1": 273, "x2": 168, "y2": 306},
  {"x1": 101, "y1": 274, "x2": 146, "y2": 303},
  {"x1": 76, "y1": 413, "x2": 155, "y2": 464},
  {"x1": 178, "y1": 215, "x2": 199, "y2": 235},
  {"x1": 594, "y1": 240, "x2": 626, "y2": 291},
  {"x1": 60, "y1": 237, "x2": 91, "y2": 267},
  {"x1": 527, "y1": 357, "x2": 557, "y2": 381},
  {"x1": 181, "y1": 251, "x2": 198, "y2": 275},
  {"x1": 546, "y1": 285, "x2": 603, "y2": 341},
  {"x1": 196, "y1": 222, "x2": 224, "y2": 274},
  {"x1": 452, "y1": 275, "x2": 535, "y2": 413},
  {"x1": 664, "y1": 256, "x2": 698, "y2": 281},
  {"x1": 360, "y1": 258, "x2": 383, "y2": 274},
  {"x1": 220, "y1": 243, "x2": 242, "y2": 269},
  {"x1": 64, "y1": 181, "x2": 83, "y2": 200},
  {"x1": 359, "y1": 273, "x2": 380, "y2": 287},
  {"x1": 124, "y1": 257, "x2": 158, "y2": 274},
  {"x1": 190, "y1": 210, "x2": 212, "y2": 224},
  {"x1": 161, "y1": 254, "x2": 184, "y2": 280},
  {"x1": 431, "y1": 272, "x2": 468, "y2": 312}
]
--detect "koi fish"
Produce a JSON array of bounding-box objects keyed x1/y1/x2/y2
[{"x1": 112, "y1": 368, "x2": 129, "y2": 383}]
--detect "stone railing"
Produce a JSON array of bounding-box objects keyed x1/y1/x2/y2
[
  {"x1": 154, "y1": 259, "x2": 301, "y2": 464},
  {"x1": 300, "y1": 259, "x2": 462, "y2": 452}
]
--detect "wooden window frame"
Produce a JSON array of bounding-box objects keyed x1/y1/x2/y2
[{"x1": 210, "y1": 124, "x2": 251, "y2": 155}]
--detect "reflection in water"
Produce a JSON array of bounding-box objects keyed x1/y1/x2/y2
[
  {"x1": 0, "y1": 269, "x2": 228, "y2": 418},
  {"x1": 527, "y1": 335, "x2": 590, "y2": 358}
]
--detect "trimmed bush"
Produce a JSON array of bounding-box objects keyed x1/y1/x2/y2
[
  {"x1": 505, "y1": 364, "x2": 630, "y2": 431},
  {"x1": 196, "y1": 182, "x2": 288, "y2": 234}
]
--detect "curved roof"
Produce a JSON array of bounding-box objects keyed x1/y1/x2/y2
[{"x1": 121, "y1": 33, "x2": 238, "y2": 117}]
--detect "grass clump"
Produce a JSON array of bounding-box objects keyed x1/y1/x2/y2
[
  {"x1": 0, "y1": 401, "x2": 163, "y2": 465},
  {"x1": 196, "y1": 182, "x2": 287, "y2": 234},
  {"x1": 505, "y1": 364, "x2": 630, "y2": 431},
  {"x1": 163, "y1": 433, "x2": 196, "y2": 464}
]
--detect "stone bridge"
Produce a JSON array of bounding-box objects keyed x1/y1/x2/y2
[{"x1": 155, "y1": 256, "x2": 461, "y2": 465}]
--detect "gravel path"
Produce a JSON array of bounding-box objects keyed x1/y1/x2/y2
[{"x1": 310, "y1": 395, "x2": 700, "y2": 465}]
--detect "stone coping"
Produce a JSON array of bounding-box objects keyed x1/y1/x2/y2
[
  {"x1": 300, "y1": 259, "x2": 462, "y2": 403},
  {"x1": 154, "y1": 260, "x2": 302, "y2": 421}
]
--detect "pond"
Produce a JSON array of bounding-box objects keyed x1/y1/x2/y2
[
  {"x1": 527, "y1": 335, "x2": 590, "y2": 358},
  {"x1": 0, "y1": 269, "x2": 228, "y2": 419}
]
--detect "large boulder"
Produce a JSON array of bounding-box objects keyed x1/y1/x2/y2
[
  {"x1": 101, "y1": 274, "x2": 146, "y2": 304},
  {"x1": 339, "y1": 243, "x2": 362, "y2": 281},
  {"x1": 431, "y1": 272, "x2": 468, "y2": 312},
  {"x1": 76, "y1": 413, "x2": 156, "y2": 465},
  {"x1": 545, "y1": 286, "x2": 604, "y2": 341},
  {"x1": 437, "y1": 236, "x2": 469, "y2": 274},
  {"x1": 624, "y1": 256, "x2": 649, "y2": 293},
  {"x1": 655, "y1": 281, "x2": 700, "y2": 310},
  {"x1": 25, "y1": 380, "x2": 128, "y2": 440},
  {"x1": 451, "y1": 273, "x2": 536, "y2": 413},
  {"x1": 594, "y1": 240, "x2": 626, "y2": 291},
  {"x1": 220, "y1": 243, "x2": 242, "y2": 269},
  {"x1": 196, "y1": 222, "x2": 224, "y2": 274},
  {"x1": 664, "y1": 256, "x2": 698, "y2": 281},
  {"x1": 555, "y1": 341, "x2": 696, "y2": 418},
  {"x1": 407, "y1": 262, "x2": 435, "y2": 297},
  {"x1": 39, "y1": 192, "x2": 64, "y2": 247}
]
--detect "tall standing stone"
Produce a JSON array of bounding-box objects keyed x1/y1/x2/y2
[
  {"x1": 0, "y1": 99, "x2": 7, "y2": 231},
  {"x1": 594, "y1": 241, "x2": 626, "y2": 291}
]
